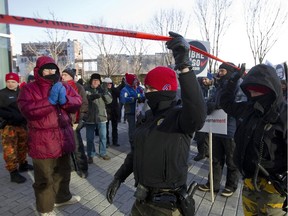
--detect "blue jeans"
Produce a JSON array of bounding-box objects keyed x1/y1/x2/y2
[{"x1": 86, "y1": 122, "x2": 107, "y2": 157}]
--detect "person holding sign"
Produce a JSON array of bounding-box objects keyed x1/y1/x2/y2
[
  {"x1": 106, "y1": 32, "x2": 206, "y2": 216},
  {"x1": 220, "y1": 64, "x2": 287, "y2": 215},
  {"x1": 198, "y1": 62, "x2": 246, "y2": 197}
]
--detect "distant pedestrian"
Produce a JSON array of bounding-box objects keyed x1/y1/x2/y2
[
  {"x1": 198, "y1": 62, "x2": 245, "y2": 197},
  {"x1": 18, "y1": 56, "x2": 82, "y2": 216},
  {"x1": 0, "y1": 72, "x2": 33, "y2": 184},
  {"x1": 103, "y1": 77, "x2": 125, "y2": 147},
  {"x1": 85, "y1": 73, "x2": 112, "y2": 163},
  {"x1": 120, "y1": 73, "x2": 145, "y2": 148},
  {"x1": 62, "y1": 68, "x2": 89, "y2": 178}
]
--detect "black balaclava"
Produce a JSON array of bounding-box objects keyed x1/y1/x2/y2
[
  {"x1": 145, "y1": 91, "x2": 176, "y2": 114},
  {"x1": 251, "y1": 92, "x2": 275, "y2": 115},
  {"x1": 39, "y1": 63, "x2": 60, "y2": 83}
]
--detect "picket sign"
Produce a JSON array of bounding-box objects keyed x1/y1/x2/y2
[
  {"x1": 199, "y1": 109, "x2": 228, "y2": 202},
  {"x1": 0, "y1": 14, "x2": 240, "y2": 70}
]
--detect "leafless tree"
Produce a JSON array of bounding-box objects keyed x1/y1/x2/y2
[
  {"x1": 194, "y1": 0, "x2": 233, "y2": 72},
  {"x1": 21, "y1": 12, "x2": 71, "y2": 73},
  {"x1": 84, "y1": 19, "x2": 125, "y2": 77},
  {"x1": 119, "y1": 25, "x2": 151, "y2": 77},
  {"x1": 243, "y1": 0, "x2": 287, "y2": 64},
  {"x1": 148, "y1": 8, "x2": 191, "y2": 66}
]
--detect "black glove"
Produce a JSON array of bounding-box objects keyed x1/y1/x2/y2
[
  {"x1": 106, "y1": 178, "x2": 121, "y2": 204},
  {"x1": 206, "y1": 102, "x2": 216, "y2": 115},
  {"x1": 229, "y1": 63, "x2": 246, "y2": 83},
  {"x1": 166, "y1": 31, "x2": 191, "y2": 70},
  {"x1": 89, "y1": 94, "x2": 101, "y2": 100}
]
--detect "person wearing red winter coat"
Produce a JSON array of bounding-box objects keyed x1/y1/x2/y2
[{"x1": 18, "y1": 56, "x2": 82, "y2": 216}]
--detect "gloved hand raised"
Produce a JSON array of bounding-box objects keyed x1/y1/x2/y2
[
  {"x1": 58, "y1": 85, "x2": 67, "y2": 105},
  {"x1": 106, "y1": 178, "x2": 121, "y2": 204},
  {"x1": 49, "y1": 82, "x2": 63, "y2": 105},
  {"x1": 229, "y1": 63, "x2": 246, "y2": 83},
  {"x1": 166, "y1": 31, "x2": 191, "y2": 71}
]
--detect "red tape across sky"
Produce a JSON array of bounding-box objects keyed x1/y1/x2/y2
[{"x1": 0, "y1": 14, "x2": 239, "y2": 69}]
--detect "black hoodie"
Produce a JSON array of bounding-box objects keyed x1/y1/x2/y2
[{"x1": 220, "y1": 64, "x2": 287, "y2": 178}]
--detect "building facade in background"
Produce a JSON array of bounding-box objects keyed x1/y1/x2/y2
[
  {"x1": 16, "y1": 39, "x2": 83, "y2": 82},
  {"x1": 0, "y1": 0, "x2": 12, "y2": 89}
]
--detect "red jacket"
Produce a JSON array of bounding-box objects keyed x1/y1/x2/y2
[{"x1": 18, "y1": 56, "x2": 82, "y2": 159}]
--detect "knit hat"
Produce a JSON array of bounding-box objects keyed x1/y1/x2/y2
[
  {"x1": 219, "y1": 62, "x2": 236, "y2": 74},
  {"x1": 90, "y1": 73, "x2": 101, "y2": 84},
  {"x1": 5, "y1": 72, "x2": 20, "y2": 83},
  {"x1": 103, "y1": 77, "x2": 113, "y2": 83},
  {"x1": 245, "y1": 85, "x2": 272, "y2": 94},
  {"x1": 125, "y1": 73, "x2": 137, "y2": 86},
  {"x1": 27, "y1": 74, "x2": 35, "y2": 83},
  {"x1": 63, "y1": 68, "x2": 76, "y2": 79},
  {"x1": 144, "y1": 66, "x2": 178, "y2": 91}
]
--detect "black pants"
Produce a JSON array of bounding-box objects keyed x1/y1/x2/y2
[
  {"x1": 207, "y1": 136, "x2": 239, "y2": 191},
  {"x1": 106, "y1": 110, "x2": 119, "y2": 145},
  {"x1": 74, "y1": 123, "x2": 88, "y2": 172},
  {"x1": 194, "y1": 132, "x2": 208, "y2": 156}
]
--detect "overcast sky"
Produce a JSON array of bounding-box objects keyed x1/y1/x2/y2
[{"x1": 6, "y1": 0, "x2": 288, "y2": 69}]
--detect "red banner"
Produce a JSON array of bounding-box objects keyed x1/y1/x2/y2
[{"x1": 0, "y1": 14, "x2": 239, "y2": 69}]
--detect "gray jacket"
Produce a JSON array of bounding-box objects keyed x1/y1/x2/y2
[{"x1": 85, "y1": 84, "x2": 112, "y2": 123}]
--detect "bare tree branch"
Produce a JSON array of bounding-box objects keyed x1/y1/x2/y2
[
  {"x1": 148, "y1": 8, "x2": 191, "y2": 66},
  {"x1": 244, "y1": 0, "x2": 288, "y2": 64},
  {"x1": 194, "y1": 0, "x2": 233, "y2": 72}
]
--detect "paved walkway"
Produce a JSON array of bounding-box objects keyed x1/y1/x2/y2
[{"x1": 0, "y1": 122, "x2": 244, "y2": 216}]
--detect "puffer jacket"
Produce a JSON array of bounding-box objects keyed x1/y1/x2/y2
[
  {"x1": 220, "y1": 64, "x2": 287, "y2": 178},
  {"x1": 17, "y1": 56, "x2": 82, "y2": 159}
]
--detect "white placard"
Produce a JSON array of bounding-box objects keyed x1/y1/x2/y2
[{"x1": 199, "y1": 109, "x2": 227, "y2": 135}]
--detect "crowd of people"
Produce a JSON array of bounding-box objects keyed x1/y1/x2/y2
[{"x1": 0, "y1": 32, "x2": 287, "y2": 216}]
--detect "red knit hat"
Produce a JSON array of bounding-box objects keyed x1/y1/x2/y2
[
  {"x1": 5, "y1": 73, "x2": 20, "y2": 83},
  {"x1": 144, "y1": 66, "x2": 178, "y2": 91},
  {"x1": 125, "y1": 73, "x2": 137, "y2": 86},
  {"x1": 246, "y1": 85, "x2": 271, "y2": 94}
]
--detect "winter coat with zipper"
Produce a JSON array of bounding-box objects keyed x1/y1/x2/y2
[
  {"x1": 17, "y1": 56, "x2": 82, "y2": 159},
  {"x1": 220, "y1": 64, "x2": 287, "y2": 178},
  {"x1": 114, "y1": 70, "x2": 206, "y2": 189}
]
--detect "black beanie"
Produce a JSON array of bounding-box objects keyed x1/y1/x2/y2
[
  {"x1": 27, "y1": 75, "x2": 35, "y2": 83},
  {"x1": 219, "y1": 62, "x2": 235, "y2": 74},
  {"x1": 63, "y1": 68, "x2": 76, "y2": 79},
  {"x1": 90, "y1": 73, "x2": 101, "y2": 84}
]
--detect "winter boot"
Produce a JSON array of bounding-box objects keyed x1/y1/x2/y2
[
  {"x1": 18, "y1": 161, "x2": 34, "y2": 172},
  {"x1": 10, "y1": 170, "x2": 26, "y2": 183}
]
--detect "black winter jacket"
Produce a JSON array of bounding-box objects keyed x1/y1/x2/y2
[
  {"x1": 114, "y1": 71, "x2": 206, "y2": 189},
  {"x1": 220, "y1": 64, "x2": 287, "y2": 178},
  {"x1": 0, "y1": 87, "x2": 26, "y2": 126}
]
